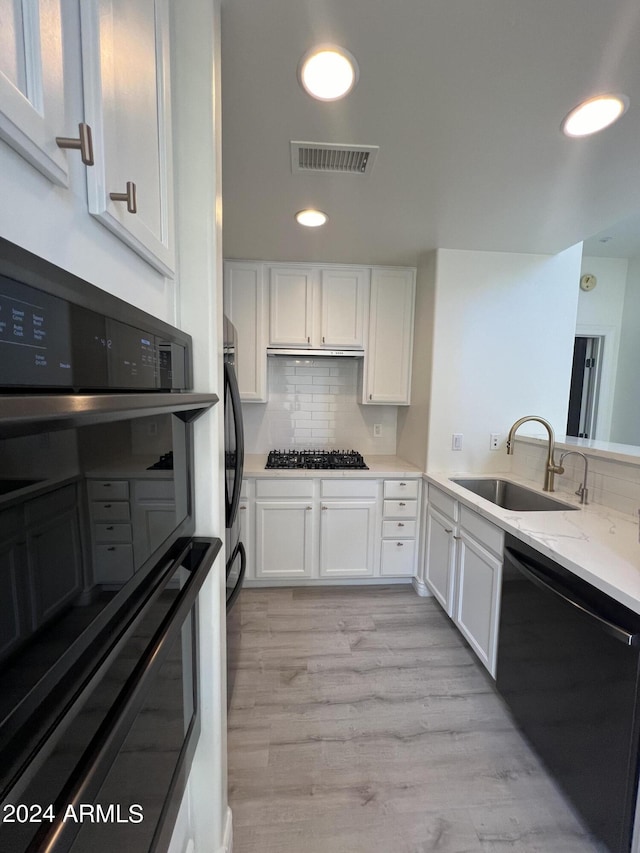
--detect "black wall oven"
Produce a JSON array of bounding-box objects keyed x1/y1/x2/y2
[{"x1": 0, "y1": 238, "x2": 220, "y2": 853}]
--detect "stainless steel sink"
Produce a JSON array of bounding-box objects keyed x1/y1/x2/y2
[
  {"x1": 0, "y1": 479, "x2": 42, "y2": 496},
  {"x1": 450, "y1": 478, "x2": 579, "y2": 511}
]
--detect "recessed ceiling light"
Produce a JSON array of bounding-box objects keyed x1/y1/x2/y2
[
  {"x1": 295, "y1": 209, "x2": 328, "y2": 227},
  {"x1": 562, "y1": 94, "x2": 629, "y2": 137},
  {"x1": 298, "y1": 46, "x2": 359, "y2": 101}
]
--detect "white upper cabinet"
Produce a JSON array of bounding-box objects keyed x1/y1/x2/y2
[
  {"x1": 269, "y1": 265, "x2": 369, "y2": 349},
  {"x1": 0, "y1": 0, "x2": 69, "y2": 185},
  {"x1": 363, "y1": 268, "x2": 416, "y2": 405},
  {"x1": 319, "y1": 268, "x2": 368, "y2": 348},
  {"x1": 224, "y1": 261, "x2": 267, "y2": 402},
  {"x1": 269, "y1": 267, "x2": 314, "y2": 346},
  {"x1": 80, "y1": 0, "x2": 175, "y2": 276}
]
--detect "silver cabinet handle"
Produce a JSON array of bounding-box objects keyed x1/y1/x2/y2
[
  {"x1": 321, "y1": 505, "x2": 327, "y2": 511},
  {"x1": 400, "y1": 482, "x2": 407, "y2": 486},
  {"x1": 398, "y1": 522, "x2": 405, "y2": 527},
  {"x1": 240, "y1": 505, "x2": 247, "y2": 510},
  {"x1": 307, "y1": 336, "x2": 310, "y2": 344},
  {"x1": 453, "y1": 535, "x2": 461, "y2": 540},
  {"x1": 396, "y1": 542, "x2": 404, "y2": 547},
  {"x1": 110, "y1": 181, "x2": 137, "y2": 214},
  {"x1": 399, "y1": 502, "x2": 406, "y2": 507},
  {"x1": 56, "y1": 122, "x2": 94, "y2": 165},
  {"x1": 444, "y1": 528, "x2": 453, "y2": 534},
  {"x1": 306, "y1": 505, "x2": 312, "y2": 510}
]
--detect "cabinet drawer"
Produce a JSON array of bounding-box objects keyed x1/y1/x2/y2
[
  {"x1": 428, "y1": 484, "x2": 457, "y2": 521},
  {"x1": 383, "y1": 499, "x2": 416, "y2": 518},
  {"x1": 133, "y1": 479, "x2": 175, "y2": 502},
  {"x1": 88, "y1": 480, "x2": 130, "y2": 501},
  {"x1": 382, "y1": 519, "x2": 417, "y2": 538},
  {"x1": 90, "y1": 501, "x2": 131, "y2": 522},
  {"x1": 94, "y1": 523, "x2": 132, "y2": 543},
  {"x1": 25, "y1": 484, "x2": 77, "y2": 524},
  {"x1": 93, "y1": 544, "x2": 135, "y2": 584},
  {"x1": 460, "y1": 506, "x2": 503, "y2": 557},
  {"x1": 383, "y1": 479, "x2": 418, "y2": 499},
  {"x1": 320, "y1": 480, "x2": 378, "y2": 499},
  {"x1": 380, "y1": 539, "x2": 416, "y2": 577},
  {"x1": 255, "y1": 480, "x2": 314, "y2": 499}
]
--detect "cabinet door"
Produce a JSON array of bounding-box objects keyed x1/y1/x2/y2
[
  {"x1": 319, "y1": 500, "x2": 376, "y2": 578},
  {"x1": 364, "y1": 268, "x2": 415, "y2": 405},
  {"x1": 255, "y1": 501, "x2": 314, "y2": 578},
  {"x1": 320, "y1": 268, "x2": 368, "y2": 348},
  {"x1": 225, "y1": 262, "x2": 267, "y2": 402},
  {"x1": 380, "y1": 538, "x2": 416, "y2": 577},
  {"x1": 424, "y1": 504, "x2": 455, "y2": 615},
  {"x1": 27, "y1": 509, "x2": 82, "y2": 628},
  {"x1": 454, "y1": 531, "x2": 502, "y2": 677},
  {"x1": 0, "y1": 0, "x2": 68, "y2": 184},
  {"x1": 269, "y1": 267, "x2": 313, "y2": 346},
  {"x1": 81, "y1": 0, "x2": 175, "y2": 275}
]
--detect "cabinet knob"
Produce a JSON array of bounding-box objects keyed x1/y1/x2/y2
[
  {"x1": 321, "y1": 505, "x2": 327, "y2": 511},
  {"x1": 322, "y1": 336, "x2": 325, "y2": 343},
  {"x1": 306, "y1": 505, "x2": 312, "y2": 510},
  {"x1": 369, "y1": 394, "x2": 372, "y2": 400},
  {"x1": 56, "y1": 122, "x2": 94, "y2": 166},
  {"x1": 398, "y1": 522, "x2": 405, "y2": 527},
  {"x1": 400, "y1": 482, "x2": 407, "y2": 486},
  {"x1": 107, "y1": 546, "x2": 116, "y2": 552},
  {"x1": 240, "y1": 505, "x2": 247, "y2": 510},
  {"x1": 444, "y1": 528, "x2": 453, "y2": 534},
  {"x1": 307, "y1": 336, "x2": 310, "y2": 344},
  {"x1": 104, "y1": 504, "x2": 112, "y2": 509},
  {"x1": 399, "y1": 502, "x2": 406, "y2": 507},
  {"x1": 396, "y1": 542, "x2": 404, "y2": 547},
  {"x1": 110, "y1": 181, "x2": 137, "y2": 214},
  {"x1": 106, "y1": 525, "x2": 114, "y2": 531},
  {"x1": 453, "y1": 535, "x2": 461, "y2": 541}
]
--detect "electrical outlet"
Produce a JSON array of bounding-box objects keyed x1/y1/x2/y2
[
  {"x1": 452, "y1": 433, "x2": 463, "y2": 451},
  {"x1": 373, "y1": 424, "x2": 382, "y2": 438},
  {"x1": 490, "y1": 433, "x2": 500, "y2": 450}
]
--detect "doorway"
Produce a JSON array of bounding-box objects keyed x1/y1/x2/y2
[{"x1": 566, "y1": 336, "x2": 603, "y2": 439}]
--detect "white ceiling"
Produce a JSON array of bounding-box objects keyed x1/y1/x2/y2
[{"x1": 220, "y1": 0, "x2": 640, "y2": 266}]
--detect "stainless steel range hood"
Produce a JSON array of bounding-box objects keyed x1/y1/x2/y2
[{"x1": 267, "y1": 348, "x2": 364, "y2": 358}]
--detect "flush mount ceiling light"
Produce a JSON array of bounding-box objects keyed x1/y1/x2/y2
[
  {"x1": 561, "y1": 94, "x2": 629, "y2": 137},
  {"x1": 295, "y1": 209, "x2": 328, "y2": 227},
  {"x1": 298, "y1": 46, "x2": 359, "y2": 101}
]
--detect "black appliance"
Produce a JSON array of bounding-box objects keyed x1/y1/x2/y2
[
  {"x1": 223, "y1": 317, "x2": 246, "y2": 709},
  {"x1": 265, "y1": 449, "x2": 369, "y2": 470},
  {"x1": 496, "y1": 534, "x2": 640, "y2": 853},
  {"x1": 0, "y1": 238, "x2": 220, "y2": 853}
]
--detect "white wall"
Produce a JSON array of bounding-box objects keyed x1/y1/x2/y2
[
  {"x1": 423, "y1": 246, "x2": 582, "y2": 473},
  {"x1": 577, "y1": 255, "x2": 628, "y2": 440},
  {"x1": 611, "y1": 255, "x2": 640, "y2": 445},
  {"x1": 0, "y1": 2, "x2": 174, "y2": 323},
  {"x1": 170, "y1": 1, "x2": 228, "y2": 852},
  {"x1": 397, "y1": 250, "x2": 437, "y2": 468}
]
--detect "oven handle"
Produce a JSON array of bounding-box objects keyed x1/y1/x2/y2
[
  {"x1": 226, "y1": 541, "x2": 246, "y2": 613},
  {"x1": 505, "y1": 547, "x2": 640, "y2": 647},
  {"x1": 26, "y1": 536, "x2": 221, "y2": 853},
  {"x1": 224, "y1": 361, "x2": 245, "y2": 528}
]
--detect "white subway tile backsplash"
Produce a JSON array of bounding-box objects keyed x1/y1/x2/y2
[{"x1": 242, "y1": 356, "x2": 398, "y2": 454}]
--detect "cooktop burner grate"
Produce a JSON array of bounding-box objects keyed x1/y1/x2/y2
[{"x1": 265, "y1": 449, "x2": 369, "y2": 470}]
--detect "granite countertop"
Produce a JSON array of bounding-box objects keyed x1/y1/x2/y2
[
  {"x1": 425, "y1": 471, "x2": 640, "y2": 615},
  {"x1": 244, "y1": 454, "x2": 422, "y2": 479}
]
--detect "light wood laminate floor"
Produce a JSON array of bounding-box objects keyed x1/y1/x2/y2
[{"x1": 227, "y1": 586, "x2": 607, "y2": 853}]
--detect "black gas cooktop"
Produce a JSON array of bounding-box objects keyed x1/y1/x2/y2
[{"x1": 266, "y1": 449, "x2": 369, "y2": 470}]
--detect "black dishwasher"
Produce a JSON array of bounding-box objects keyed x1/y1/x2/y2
[{"x1": 496, "y1": 534, "x2": 640, "y2": 853}]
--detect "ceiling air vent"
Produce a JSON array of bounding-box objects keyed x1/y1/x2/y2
[{"x1": 290, "y1": 141, "x2": 379, "y2": 176}]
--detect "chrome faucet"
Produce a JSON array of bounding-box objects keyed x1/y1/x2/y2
[
  {"x1": 506, "y1": 415, "x2": 563, "y2": 492},
  {"x1": 558, "y1": 450, "x2": 589, "y2": 504}
]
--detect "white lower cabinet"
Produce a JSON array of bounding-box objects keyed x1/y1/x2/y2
[
  {"x1": 255, "y1": 501, "x2": 314, "y2": 579},
  {"x1": 319, "y1": 500, "x2": 376, "y2": 578},
  {"x1": 245, "y1": 476, "x2": 421, "y2": 583},
  {"x1": 424, "y1": 485, "x2": 504, "y2": 677}
]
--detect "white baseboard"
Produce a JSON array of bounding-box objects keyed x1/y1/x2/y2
[
  {"x1": 219, "y1": 806, "x2": 233, "y2": 853},
  {"x1": 412, "y1": 576, "x2": 431, "y2": 597}
]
